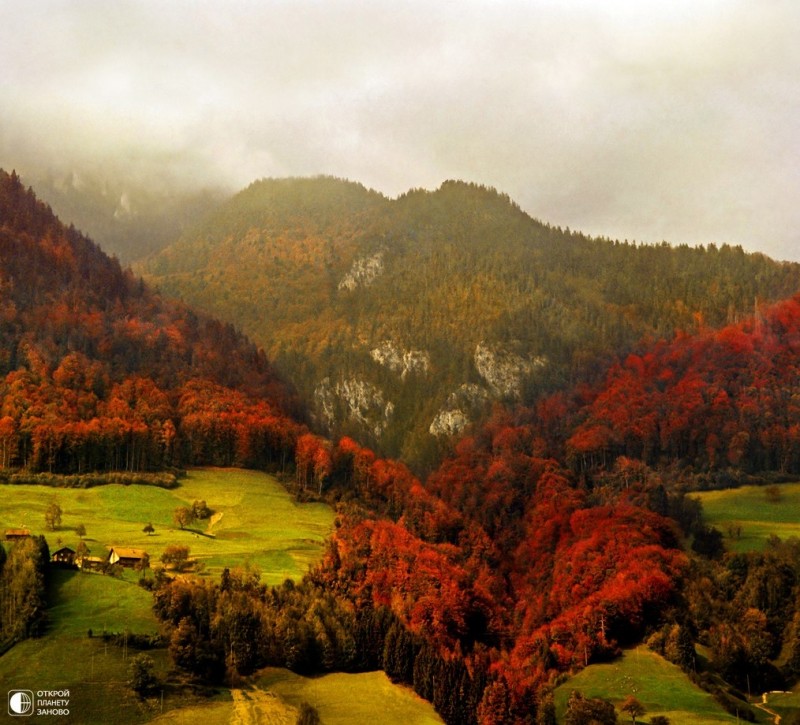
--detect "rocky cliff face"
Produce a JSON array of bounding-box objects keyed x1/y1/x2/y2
[
  {"x1": 315, "y1": 376, "x2": 395, "y2": 438},
  {"x1": 313, "y1": 342, "x2": 546, "y2": 444},
  {"x1": 429, "y1": 383, "x2": 491, "y2": 437},
  {"x1": 474, "y1": 343, "x2": 546, "y2": 399},
  {"x1": 338, "y1": 250, "x2": 385, "y2": 291},
  {"x1": 370, "y1": 340, "x2": 430, "y2": 379}
]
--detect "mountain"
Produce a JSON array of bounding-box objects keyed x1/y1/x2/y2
[
  {"x1": 140, "y1": 176, "x2": 800, "y2": 468},
  {"x1": 5, "y1": 166, "x2": 799, "y2": 723},
  {"x1": 0, "y1": 169, "x2": 303, "y2": 475},
  {"x1": 19, "y1": 168, "x2": 226, "y2": 263},
  {"x1": 143, "y1": 266, "x2": 800, "y2": 724}
]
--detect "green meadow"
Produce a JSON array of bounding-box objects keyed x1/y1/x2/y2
[
  {"x1": 144, "y1": 669, "x2": 444, "y2": 725},
  {"x1": 0, "y1": 467, "x2": 335, "y2": 583},
  {"x1": 693, "y1": 481, "x2": 800, "y2": 552},
  {"x1": 254, "y1": 668, "x2": 444, "y2": 725},
  {"x1": 0, "y1": 468, "x2": 337, "y2": 724},
  {"x1": 553, "y1": 646, "x2": 741, "y2": 724}
]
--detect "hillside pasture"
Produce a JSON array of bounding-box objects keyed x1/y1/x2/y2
[
  {"x1": 0, "y1": 467, "x2": 335, "y2": 583},
  {"x1": 693, "y1": 482, "x2": 800, "y2": 552},
  {"x1": 0, "y1": 468, "x2": 336, "y2": 724},
  {"x1": 553, "y1": 646, "x2": 741, "y2": 724},
  {"x1": 47, "y1": 567, "x2": 157, "y2": 636},
  {"x1": 0, "y1": 563, "x2": 170, "y2": 725},
  {"x1": 255, "y1": 667, "x2": 444, "y2": 725}
]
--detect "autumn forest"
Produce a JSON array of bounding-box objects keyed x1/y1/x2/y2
[{"x1": 2, "y1": 168, "x2": 800, "y2": 724}]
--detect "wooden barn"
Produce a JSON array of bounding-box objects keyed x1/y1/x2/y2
[
  {"x1": 77, "y1": 555, "x2": 105, "y2": 571},
  {"x1": 51, "y1": 546, "x2": 77, "y2": 567},
  {"x1": 4, "y1": 528, "x2": 31, "y2": 541},
  {"x1": 107, "y1": 547, "x2": 147, "y2": 568}
]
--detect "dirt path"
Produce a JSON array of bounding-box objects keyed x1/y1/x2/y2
[
  {"x1": 229, "y1": 686, "x2": 295, "y2": 725},
  {"x1": 754, "y1": 693, "x2": 781, "y2": 725},
  {"x1": 207, "y1": 511, "x2": 224, "y2": 534}
]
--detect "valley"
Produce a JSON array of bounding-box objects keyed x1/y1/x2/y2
[
  {"x1": 3, "y1": 0, "x2": 799, "y2": 720},
  {"x1": 1, "y1": 169, "x2": 800, "y2": 724},
  {"x1": 0, "y1": 467, "x2": 438, "y2": 724}
]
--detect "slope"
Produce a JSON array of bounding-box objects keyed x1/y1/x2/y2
[
  {"x1": 0, "y1": 168, "x2": 304, "y2": 475},
  {"x1": 140, "y1": 176, "x2": 800, "y2": 468}
]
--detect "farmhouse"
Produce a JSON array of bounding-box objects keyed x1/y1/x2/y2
[
  {"x1": 4, "y1": 528, "x2": 31, "y2": 541},
  {"x1": 107, "y1": 546, "x2": 147, "y2": 568},
  {"x1": 51, "y1": 546, "x2": 76, "y2": 566}
]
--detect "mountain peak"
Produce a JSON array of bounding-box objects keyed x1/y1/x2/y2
[{"x1": 140, "y1": 175, "x2": 800, "y2": 467}]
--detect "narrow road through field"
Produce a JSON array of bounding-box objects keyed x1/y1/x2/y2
[
  {"x1": 754, "y1": 693, "x2": 781, "y2": 725},
  {"x1": 230, "y1": 686, "x2": 294, "y2": 725}
]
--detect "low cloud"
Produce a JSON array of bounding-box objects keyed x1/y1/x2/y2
[{"x1": 2, "y1": 0, "x2": 798, "y2": 260}]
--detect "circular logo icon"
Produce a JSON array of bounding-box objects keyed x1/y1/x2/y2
[{"x1": 8, "y1": 690, "x2": 33, "y2": 716}]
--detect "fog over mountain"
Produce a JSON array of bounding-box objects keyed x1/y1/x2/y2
[{"x1": 2, "y1": 1, "x2": 799, "y2": 261}]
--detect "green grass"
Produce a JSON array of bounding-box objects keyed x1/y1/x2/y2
[
  {"x1": 0, "y1": 468, "x2": 336, "y2": 724},
  {"x1": 255, "y1": 668, "x2": 444, "y2": 725},
  {"x1": 0, "y1": 566, "x2": 173, "y2": 725},
  {"x1": 765, "y1": 686, "x2": 800, "y2": 723},
  {"x1": 0, "y1": 467, "x2": 335, "y2": 584},
  {"x1": 553, "y1": 646, "x2": 741, "y2": 724},
  {"x1": 693, "y1": 482, "x2": 800, "y2": 552},
  {"x1": 47, "y1": 568, "x2": 158, "y2": 636}
]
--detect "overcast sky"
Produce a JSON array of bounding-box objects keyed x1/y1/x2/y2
[{"x1": 2, "y1": 0, "x2": 799, "y2": 261}]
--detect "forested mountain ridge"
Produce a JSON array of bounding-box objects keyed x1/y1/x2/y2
[
  {"x1": 0, "y1": 168, "x2": 689, "y2": 723},
  {"x1": 140, "y1": 176, "x2": 800, "y2": 468},
  {"x1": 0, "y1": 169, "x2": 304, "y2": 474}
]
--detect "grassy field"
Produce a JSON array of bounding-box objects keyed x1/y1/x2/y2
[
  {"x1": 145, "y1": 669, "x2": 445, "y2": 725},
  {"x1": 254, "y1": 668, "x2": 444, "y2": 725},
  {"x1": 46, "y1": 567, "x2": 158, "y2": 636},
  {"x1": 0, "y1": 565, "x2": 173, "y2": 725},
  {"x1": 553, "y1": 646, "x2": 743, "y2": 724},
  {"x1": 0, "y1": 467, "x2": 335, "y2": 583},
  {"x1": 0, "y1": 468, "x2": 337, "y2": 724},
  {"x1": 692, "y1": 481, "x2": 800, "y2": 552}
]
